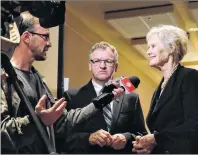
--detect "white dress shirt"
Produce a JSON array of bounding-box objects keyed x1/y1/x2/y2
[{"x1": 92, "y1": 79, "x2": 114, "y2": 111}]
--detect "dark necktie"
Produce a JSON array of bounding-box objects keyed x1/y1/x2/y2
[
  {"x1": 98, "y1": 87, "x2": 112, "y2": 131},
  {"x1": 103, "y1": 103, "x2": 112, "y2": 131}
]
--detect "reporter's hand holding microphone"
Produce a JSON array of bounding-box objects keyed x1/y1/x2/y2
[{"x1": 92, "y1": 76, "x2": 140, "y2": 109}]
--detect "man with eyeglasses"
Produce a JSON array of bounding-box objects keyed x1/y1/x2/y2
[
  {"x1": 60, "y1": 42, "x2": 147, "y2": 153},
  {"x1": 1, "y1": 12, "x2": 124, "y2": 154}
]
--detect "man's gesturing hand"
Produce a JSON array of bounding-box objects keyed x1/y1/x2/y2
[{"x1": 35, "y1": 95, "x2": 66, "y2": 126}]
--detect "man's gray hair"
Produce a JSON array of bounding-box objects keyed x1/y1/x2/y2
[
  {"x1": 18, "y1": 11, "x2": 39, "y2": 35},
  {"x1": 89, "y1": 41, "x2": 119, "y2": 62}
]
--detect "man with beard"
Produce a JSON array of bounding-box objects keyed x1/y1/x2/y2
[{"x1": 1, "y1": 12, "x2": 124, "y2": 154}]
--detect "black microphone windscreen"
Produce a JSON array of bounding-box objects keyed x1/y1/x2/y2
[
  {"x1": 129, "y1": 76, "x2": 140, "y2": 88},
  {"x1": 64, "y1": 91, "x2": 71, "y2": 102}
]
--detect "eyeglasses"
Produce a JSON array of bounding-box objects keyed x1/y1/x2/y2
[
  {"x1": 90, "y1": 59, "x2": 116, "y2": 67},
  {"x1": 28, "y1": 31, "x2": 50, "y2": 42}
]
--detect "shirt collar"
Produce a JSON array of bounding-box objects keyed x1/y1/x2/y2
[
  {"x1": 92, "y1": 79, "x2": 119, "y2": 102},
  {"x1": 92, "y1": 79, "x2": 104, "y2": 96}
]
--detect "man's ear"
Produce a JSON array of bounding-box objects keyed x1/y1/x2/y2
[
  {"x1": 89, "y1": 62, "x2": 92, "y2": 71},
  {"x1": 21, "y1": 31, "x2": 31, "y2": 44},
  {"x1": 114, "y1": 63, "x2": 118, "y2": 72}
]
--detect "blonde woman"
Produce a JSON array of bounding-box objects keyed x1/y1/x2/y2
[{"x1": 132, "y1": 25, "x2": 198, "y2": 154}]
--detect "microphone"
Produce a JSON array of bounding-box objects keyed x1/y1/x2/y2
[
  {"x1": 92, "y1": 76, "x2": 140, "y2": 109},
  {"x1": 120, "y1": 76, "x2": 140, "y2": 94},
  {"x1": 102, "y1": 76, "x2": 140, "y2": 94}
]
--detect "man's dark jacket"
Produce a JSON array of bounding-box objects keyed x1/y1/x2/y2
[{"x1": 58, "y1": 80, "x2": 147, "y2": 154}]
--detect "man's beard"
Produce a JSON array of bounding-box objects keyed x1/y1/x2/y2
[
  {"x1": 34, "y1": 48, "x2": 47, "y2": 61},
  {"x1": 35, "y1": 56, "x2": 46, "y2": 61}
]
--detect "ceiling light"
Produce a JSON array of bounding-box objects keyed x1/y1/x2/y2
[{"x1": 188, "y1": 28, "x2": 198, "y2": 32}]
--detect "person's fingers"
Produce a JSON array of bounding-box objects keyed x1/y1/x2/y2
[
  {"x1": 132, "y1": 141, "x2": 139, "y2": 151},
  {"x1": 112, "y1": 90, "x2": 118, "y2": 96},
  {"x1": 92, "y1": 130, "x2": 112, "y2": 147},
  {"x1": 99, "y1": 130, "x2": 111, "y2": 137},
  {"x1": 136, "y1": 135, "x2": 141, "y2": 143},
  {"x1": 132, "y1": 148, "x2": 138, "y2": 152},
  {"x1": 51, "y1": 98, "x2": 65, "y2": 112},
  {"x1": 111, "y1": 140, "x2": 118, "y2": 149},
  {"x1": 133, "y1": 143, "x2": 144, "y2": 150},
  {"x1": 102, "y1": 130, "x2": 112, "y2": 139},
  {"x1": 136, "y1": 148, "x2": 148, "y2": 154},
  {"x1": 35, "y1": 95, "x2": 47, "y2": 115},
  {"x1": 111, "y1": 135, "x2": 118, "y2": 148},
  {"x1": 132, "y1": 141, "x2": 136, "y2": 144},
  {"x1": 112, "y1": 140, "x2": 123, "y2": 150},
  {"x1": 104, "y1": 132, "x2": 113, "y2": 146},
  {"x1": 99, "y1": 132, "x2": 112, "y2": 146},
  {"x1": 100, "y1": 129, "x2": 109, "y2": 134},
  {"x1": 112, "y1": 135, "x2": 126, "y2": 150},
  {"x1": 114, "y1": 141, "x2": 123, "y2": 150},
  {"x1": 112, "y1": 134, "x2": 120, "y2": 145},
  {"x1": 136, "y1": 135, "x2": 141, "y2": 139},
  {"x1": 55, "y1": 101, "x2": 67, "y2": 112},
  {"x1": 113, "y1": 139, "x2": 120, "y2": 146},
  {"x1": 106, "y1": 137, "x2": 112, "y2": 146},
  {"x1": 96, "y1": 139, "x2": 104, "y2": 147},
  {"x1": 114, "y1": 88, "x2": 122, "y2": 93},
  {"x1": 112, "y1": 88, "x2": 123, "y2": 97},
  {"x1": 54, "y1": 101, "x2": 67, "y2": 119},
  {"x1": 100, "y1": 132, "x2": 108, "y2": 139},
  {"x1": 36, "y1": 95, "x2": 47, "y2": 109},
  {"x1": 97, "y1": 136, "x2": 106, "y2": 147},
  {"x1": 112, "y1": 135, "x2": 120, "y2": 144},
  {"x1": 111, "y1": 81, "x2": 119, "y2": 87},
  {"x1": 118, "y1": 87, "x2": 124, "y2": 92}
]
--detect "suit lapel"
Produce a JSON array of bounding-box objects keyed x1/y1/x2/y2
[
  {"x1": 85, "y1": 80, "x2": 97, "y2": 98},
  {"x1": 153, "y1": 66, "x2": 181, "y2": 114},
  {"x1": 146, "y1": 81, "x2": 162, "y2": 127},
  {"x1": 111, "y1": 95, "x2": 124, "y2": 131},
  {"x1": 147, "y1": 65, "x2": 181, "y2": 124},
  {"x1": 147, "y1": 88, "x2": 160, "y2": 117}
]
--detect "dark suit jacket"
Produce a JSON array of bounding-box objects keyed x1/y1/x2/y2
[
  {"x1": 58, "y1": 80, "x2": 147, "y2": 154},
  {"x1": 147, "y1": 65, "x2": 198, "y2": 154}
]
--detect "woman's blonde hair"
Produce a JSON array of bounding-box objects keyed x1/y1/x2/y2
[{"x1": 146, "y1": 25, "x2": 188, "y2": 62}]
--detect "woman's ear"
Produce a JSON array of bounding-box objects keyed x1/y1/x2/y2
[{"x1": 169, "y1": 44, "x2": 176, "y2": 54}]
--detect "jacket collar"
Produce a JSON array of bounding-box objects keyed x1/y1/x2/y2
[{"x1": 147, "y1": 64, "x2": 183, "y2": 126}]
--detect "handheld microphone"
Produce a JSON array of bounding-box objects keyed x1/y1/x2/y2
[
  {"x1": 119, "y1": 76, "x2": 140, "y2": 94},
  {"x1": 102, "y1": 76, "x2": 140, "y2": 94},
  {"x1": 92, "y1": 76, "x2": 140, "y2": 109}
]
